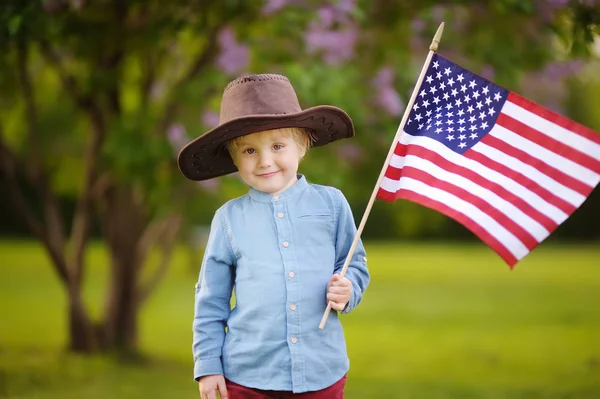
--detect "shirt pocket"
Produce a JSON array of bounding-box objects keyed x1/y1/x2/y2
[{"x1": 295, "y1": 212, "x2": 334, "y2": 247}]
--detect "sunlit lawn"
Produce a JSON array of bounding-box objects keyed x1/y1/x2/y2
[{"x1": 1, "y1": 240, "x2": 599, "y2": 398}]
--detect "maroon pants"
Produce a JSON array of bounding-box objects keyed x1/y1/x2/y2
[{"x1": 225, "y1": 375, "x2": 346, "y2": 399}]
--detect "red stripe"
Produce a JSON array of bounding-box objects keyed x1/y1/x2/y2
[
  {"x1": 497, "y1": 113, "x2": 600, "y2": 175},
  {"x1": 464, "y1": 140, "x2": 577, "y2": 215},
  {"x1": 391, "y1": 143, "x2": 559, "y2": 232},
  {"x1": 402, "y1": 166, "x2": 538, "y2": 250},
  {"x1": 508, "y1": 92, "x2": 600, "y2": 146},
  {"x1": 377, "y1": 187, "x2": 518, "y2": 267},
  {"x1": 480, "y1": 130, "x2": 592, "y2": 196}
]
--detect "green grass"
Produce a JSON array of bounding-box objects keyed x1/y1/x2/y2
[{"x1": 1, "y1": 240, "x2": 599, "y2": 398}]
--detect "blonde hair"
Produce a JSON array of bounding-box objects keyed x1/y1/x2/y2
[{"x1": 226, "y1": 127, "x2": 313, "y2": 155}]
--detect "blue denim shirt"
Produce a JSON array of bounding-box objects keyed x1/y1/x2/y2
[{"x1": 192, "y1": 175, "x2": 369, "y2": 393}]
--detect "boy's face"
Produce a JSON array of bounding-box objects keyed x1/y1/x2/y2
[{"x1": 230, "y1": 129, "x2": 306, "y2": 195}]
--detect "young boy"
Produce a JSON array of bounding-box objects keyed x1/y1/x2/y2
[{"x1": 178, "y1": 74, "x2": 370, "y2": 399}]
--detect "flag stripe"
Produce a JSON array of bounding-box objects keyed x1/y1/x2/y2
[
  {"x1": 394, "y1": 135, "x2": 567, "y2": 226},
  {"x1": 388, "y1": 154, "x2": 549, "y2": 242},
  {"x1": 479, "y1": 133, "x2": 591, "y2": 201},
  {"x1": 377, "y1": 187, "x2": 518, "y2": 267},
  {"x1": 497, "y1": 113, "x2": 600, "y2": 175},
  {"x1": 489, "y1": 125, "x2": 600, "y2": 189},
  {"x1": 391, "y1": 165, "x2": 540, "y2": 250},
  {"x1": 503, "y1": 95, "x2": 600, "y2": 159},
  {"x1": 387, "y1": 149, "x2": 557, "y2": 237},
  {"x1": 379, "y1": 177, "x2": 526, "y2": 264},
  {"x1": 465, "y1": 143, "x2": 578, "y2": 215}
]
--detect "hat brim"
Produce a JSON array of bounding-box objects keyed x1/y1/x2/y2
[{"x1": 177, "y1": 105, "x2": 354, "y2": 181}]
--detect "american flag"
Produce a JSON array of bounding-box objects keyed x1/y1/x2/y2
[{"x1": 377, "y1": 54, "x2": 600, "y2": 267}]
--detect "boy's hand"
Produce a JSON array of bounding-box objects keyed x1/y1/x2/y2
[
  {"x1": 327, "y1": 274, "x2": 352, "y2": 311},
  {"x1": 199, "y1": 374, "x2": 228, "y2": 399}
]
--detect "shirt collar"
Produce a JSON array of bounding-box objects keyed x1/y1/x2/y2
[{"x1": 248, "y1": 174, "x2": 309, "y2": 203}]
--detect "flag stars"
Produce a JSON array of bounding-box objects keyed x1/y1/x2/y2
[
  {"x1": 458, "y1": 126, "x2": 466, "y2": 133},
  {"x1": 413, "y1": 103, "x2": 420, "y2": 111},
  {"x1": 494, "y1": 92, "x2": 502, "y2": 101},
  {"x1": 446, "y1": 134, "x2": 455, "y2": 141},
  {"x1": 467, "y1": 105, "x2": 475, "y2": 114},
  {"x1": 436, "y1": 71, "x2": 443, "y2": 79},
  {"x1": 476, "y1": 101, "x2": 484, "y2": 110},
  {"x1": 433, "y1": 61, "x2": 439, "y2": 69},
  {"x1": 447, "y1": 126, "x2": 455, "y2": 133},
  {"x1": 488, "y1": 108, "x2": 496, "y2": 116},
  {"x1": 423, "y1": 99, "x2": 430, "y2": 108},
  {"x1": 439, "y1": 81, "x2": 447, "y2": 90},
  {"x1": 415, "y1": 113, "x2": 423, "y2": 122},
  {"x1": 482, "y1": 86, "x2": 489, "y2": 95},
  {"x1": 418, "y1": 123, "x2": 424, "y2": 130},
  {"x1": 458, "y1": 142, "x2": 467, "y2": 149},
  {"x1": 455, "y1": 98, "x2": 463, "y2": 107},
  {"x1": 460, "y1": 84, "x2": 468, "y2": 93},
  {"x1": 447, "y1": 77, "x2": 455, "y2": 86},
  {"x1": 469, "y1": 125, "x2": 477, "y2": 131},
  {"x1": 479, "y1": 111, "x2": 486, "y2": 120},
  {"x1": 464, "y1": 95, "x2": 471, "y2": 103},
  {"x1": 457, "y1": 73, "x2": 464, "y2": 82},
  {"x1": 472, "y1": 91, "x2": 480, "y2": 100},
  {"x1": 429, "y1": 86, "x2": 438, "y2": 94},
  {"x1": 457, "y1": 109, "x2": 465, "y2": 117},
  {"x1": 469, "y1": 115, "x2": 476, "y2": 123},
  {"x1": 451, "y1": 88, "x2": 459, "y2": 97},
  {"x1": 435, "y1": 127, "x2": 443, "y2": 134},
  {"x1": 444, "y1": 67, "x2": 452, "y2": 76},
  {"x1": 445, "y1": 103, "x2": 453, "y2": 110},
  {"x1": 485, "y1": 97, "x2": 492, "y2": 106},
  {"x1": 469, "y1": 80, "x2": 477, "y2": 89},
  {"x1": 458, "y1": 134, "x2": 466, "y2": 141},
  {"x1": 458, "y1": 118, "x2": 466, "y2": 125},
  {"x1": 426, "y1": 76, "x2": 434, "y2": 84},
  {"x1": 470, "y1": 132, "x2": 478, "y2": 139},
  {"x1": 443, "y1": 92, "x2": 450, "y2": 101},
  {"x1": 480, "y1": 121, "x2": 489, "y2": 129},
  {"x1": 426, "y1": 109, "x2": 432, "y2": 117},
  {"x1": 433, "y1": 97, "x2": 441, "y2": 105}
]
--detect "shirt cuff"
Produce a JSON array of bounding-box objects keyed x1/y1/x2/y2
[{"x1": 194, "y1": 357, "x2": 224, "y2": 381}]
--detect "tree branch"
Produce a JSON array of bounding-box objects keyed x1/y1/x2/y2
[
  {"x1": 0, "y1": 133, "x2": 70, "y2": 284},
  {"x1": 136, "y1": 215, "x2": 182, "y2": 306},
  {"x1": 158, "y1": 25, "x2": 223, "y2": 134},
  {"x1": 16, "y1": 38, "x2": 67, "y2": 254}
]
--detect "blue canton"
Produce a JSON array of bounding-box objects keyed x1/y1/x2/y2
[{"x1": 405, "y1": 54, "x2": 509, "y2": 154}]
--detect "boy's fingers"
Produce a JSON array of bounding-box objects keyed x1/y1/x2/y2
[
  {"x1": 217, "y1": 379, "x2": 228, "y2": 399},
  {"x1": 328, "y1": 286, "x2": 349, "y2": 295}
]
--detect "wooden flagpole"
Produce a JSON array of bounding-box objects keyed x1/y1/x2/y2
[{"x1": 318, "y1": 22, "x2": 446, "y2": 329}]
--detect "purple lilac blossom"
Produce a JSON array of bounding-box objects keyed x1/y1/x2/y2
[
  {"x1": 167, "y1": 123, "x2": 189, "y2": 153},
  {"x1": 261, "y1": 0, "x2": 298, "y2": 15},
  {"x1": 215, "y1": 28, "x2": 249, "y2": 76},
  {"x1": 372, "y1": 67, "x2": 403, "y2": 116},
  {"x1": 202, "y1": 110, "x2": 220, "y2": 128}
]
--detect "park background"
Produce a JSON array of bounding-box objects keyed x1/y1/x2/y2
[{"x1": 1, "y1": 0, "x2": 599, "y2": 397}]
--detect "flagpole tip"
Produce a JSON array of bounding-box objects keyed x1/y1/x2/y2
[{"x1": 429, "y1": 22, "x2": 445, "y2": 51}]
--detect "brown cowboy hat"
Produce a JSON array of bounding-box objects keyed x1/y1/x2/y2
[{"x1": 177, "y1": 73, "x2": 355, "y2": 181}]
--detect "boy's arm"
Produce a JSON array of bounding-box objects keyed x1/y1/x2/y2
[
  {"x1": 333, "y1": 189, "x2": 370, "y2": 314},
  {"x1": 193, "y1": 210, "x2": 235, "y2": 381}
]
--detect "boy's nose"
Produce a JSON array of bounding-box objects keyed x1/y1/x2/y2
[{"x1": 258, "y1": 153, "x2": 273, "y2": 167}]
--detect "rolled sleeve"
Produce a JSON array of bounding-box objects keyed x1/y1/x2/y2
[
  {"x1": 192, "y1": 210, "x2": 235, "y2": 380},
  {"x1": 333, "y1": 189, "x2": 370, "y2": 314}
]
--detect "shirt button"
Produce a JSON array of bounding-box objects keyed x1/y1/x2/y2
[
  {"x1": 283, "y1": 241, "x2": 289, "y2": 248},
  {"x1": 291, "y1": 337, "x2": 297, "y2": 344},
  {"x1": 290, "y1": 304, "x2": 296, "y2": 311},
  {"x1": 288, "y1": 271, "x2": 295, "y2": 278},
  {"x1": 277, "y1": 212, "x2": 284, "y2": 218},
  {"x1": 274, "y1": 195, "x2": 280, "y2": 201}
]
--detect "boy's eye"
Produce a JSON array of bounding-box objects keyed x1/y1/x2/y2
[
  {"x1": 244, "y1": 148, "x2": 255, "y2": 155},
  {"x1": 273, "y1": 144, "x2": 283, "y2": 150}
]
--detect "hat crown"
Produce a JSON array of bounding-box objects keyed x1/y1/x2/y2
[{"x1": 219, "y1": 74, "x2": 302, "y2": 124}]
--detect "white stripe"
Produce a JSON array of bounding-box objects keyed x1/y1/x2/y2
[
  {"x1": 380, "y1": 176, "x2": 529, "y2": 261},
  {"x1": 472, "y1": 132, "x2": 586, "y2": 207},
  {"x1": 490, "y1": 124, "x2": 600, "y2": 187},
  {"x1": 395, "y1": 133, "x2": 568, "y2": 224},
  {"x1": 503, "y1": 100, "x2": 600, "y2": 161},
  {"x1": 390, "y1": 154, "x2": 549, "y2": 241}
]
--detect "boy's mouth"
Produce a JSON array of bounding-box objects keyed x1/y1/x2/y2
[{"x1": 257, "y1": 171, "x2": 279, "y2": 178}]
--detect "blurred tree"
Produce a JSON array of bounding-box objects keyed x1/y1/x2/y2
[{"x1": 0, "y1": 0, "x2": 597, "y2": 355}]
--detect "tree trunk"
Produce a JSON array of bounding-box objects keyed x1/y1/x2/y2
[
  {"x1": 67, "y1": 281, "x2": 99, "y2": 352},
  {"x1": 102, "y1": 186, "x2": 146, "y2": 352}
]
